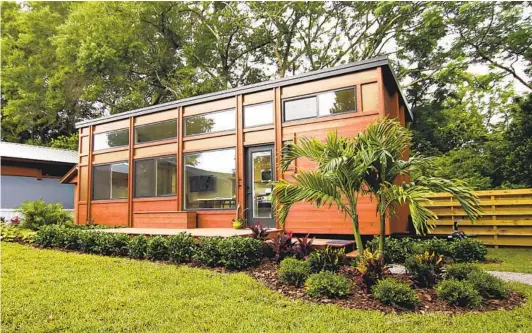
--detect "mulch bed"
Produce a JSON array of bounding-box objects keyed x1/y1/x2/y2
[{"x1": 246, "y1": 259, "x2": 526, "y2": 314}]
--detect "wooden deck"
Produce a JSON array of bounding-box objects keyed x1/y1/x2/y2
[{"x1": 96, "y1": 227, "x2": 281, "y2": 238}]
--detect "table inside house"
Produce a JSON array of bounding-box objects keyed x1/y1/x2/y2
[{"x1": 193, "y1": 197, "x2": 236, "y2": 209}]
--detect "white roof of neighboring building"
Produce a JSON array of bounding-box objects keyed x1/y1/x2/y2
[{"x1": 0, "y1": 142, "x2": 77, "y2": 164}]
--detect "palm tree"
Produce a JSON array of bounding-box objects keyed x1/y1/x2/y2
[
  {"x1": 358, "y1": 118, "x2": 482, "y2": 255},
  {"x1": 272, "y1": 131, "x2": 375, "y2": 251}
]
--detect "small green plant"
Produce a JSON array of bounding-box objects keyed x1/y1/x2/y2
[
  {"x1": 232, "y1": 204, "x2": 247, "y2": 229},
  {"x1": 1, "y1": 223, "x2": 24, "y2": 242},
  {"x1": 445, "y1": 263, "x2": 483, "y2": 281},
  {"x1": 367, "y1": 236, "x2": 414, "y2": 264},
  {"x1": 372, "y1": 279, "x2": 419, "y2": 310},
  {"x1": 417, "y1": 238, "x2": 453, "y2": 258},
  {"x1": 278, "y1": 258, "x2": 311, "y2": 287},
  {"x1": 354, "y1": 249, "x2": 388, "y2": 291},
  {"x1": 79, "y1": 231, "x2": 101, "y2": 254},
  {"x1": 146, "y1": 236, "x2": 169, "y2": 261},
  {"x1": 219, "y1": 236, "x2": 262, "y2": 269},
  {"x1": 100, "y1": 233, "x2": 130, "y2": 256},
  {"x1": 305, "y1": 271, "x2": 350, "y2": 298},
  {"x1": 405, "y1": 251, "x2": 444, "y2": 288},
  {"x1": 466, "y1": 270, "x2": 509, "y2": 299},
  {"x1": 128, "y1": 235, "x2": 148, "y2": 259},
  {"x1": 34, "y1": 225, "x2": 64, "y2": 247},
  {"x1": 307, "y1": 246, "x2": 345, "y2": 273},
  {"x1": 436, "y1": 279, "x2": 482, "y2": 308},
  {"x1": 193, "y1": 237, "x2": 223, "y2": 267},
  {"x1": 450, "y1": 239, "x2": 487, "y2": 263},
  {"x1": 18, "y1": 199, "x2": 73, "y2": 230},
  {"x1": 167, "y1": 233, "x2": 195, "y2": 263}
]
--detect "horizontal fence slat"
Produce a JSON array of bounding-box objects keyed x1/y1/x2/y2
[{"x1": 421, "y1": 188, "x2": 532, "y2": 247}]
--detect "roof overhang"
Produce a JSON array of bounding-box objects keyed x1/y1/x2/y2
[
  {"x1": 76, "y1": 56, "x2": 412, "y2": 128},
  {"x1": 60, "y1": 165, "x2": 78, "y2": 184}
]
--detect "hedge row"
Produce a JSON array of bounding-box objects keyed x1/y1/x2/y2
[{"x1": 34, "y1": 225, "x2": 262, "y2": 270}]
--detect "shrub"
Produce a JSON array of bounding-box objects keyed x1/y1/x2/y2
[
  {"x1": 305, "y1": 271, "x2": 350, "y2": 298},
  {"x1": 219, "y1": 237, "x2": 262, "y2": 270},
  {"x1": 1, "y1": 223, "x2": 24, "y2": 242},
  {"x1": 167, "y1": 233, "x2": 195, "y2": 263},
  {"x1": 194, "y1": 237, "x2": 223, "y2": 267},
  {"x1": 278, "y1": 258, "x2": 311, "y2": 287},
  {"x1": 367, "y1": 236, "x2": 414, "y2": 264},
  {"x1": 55, "y1": 227, "x2": 83, "y2": 250},
  {"x1": 436, "y1": 279, "x2": 482, "y2": 308},
  {"x1": 18, "y1": 199, "x2": 73, "y2": 230},
  {"x1": 128, "y1": 235, "x2": 148, "y2": 259},
  {"x1": 405, "y1": 251, "x2": 444, "y2": 288},
  {"x1": 445, "y1": 263, "x2": 482, "y2": 281},
  {"x1": 466, "y1": 270, "x2": 509, "y2": 299},
  {"x1": 450, "y1": 239, "x2": 487, "y2": 263},
  {"x1": 146, "y1": 236, "x2": 169, "y2": 261},
  {"x1": 269, "y1": 231, "x2": 295, "y2": 262},
  {"x1": 307, "y1": 246, "x2": 345, "y2": 273},
  {"x1": 34, "y1": 225, "x2": 64, "y2": 247},
  {"x1": 354, "y1": 249, "x2": 388, "y2": 291},
  {"x1": 420, "y1": 238, "x2": 453, "y2": 258},
  {"x1": 98, "y1": 233, "x2": 130, "y2": 257},
  {"x1": 79, "y1": 231, "x2": 101, "y2": 254},
  {"x1": 372, "y1": 279, "x2": 419, "y2": 310}
]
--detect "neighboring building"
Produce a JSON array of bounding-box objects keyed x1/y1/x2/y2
[
  {"x1": 0, "y1": 142, "x2": 77, "y2": 220},
  {"x1": 74, "y1": 56, "x2": 412, "y2": 235}
]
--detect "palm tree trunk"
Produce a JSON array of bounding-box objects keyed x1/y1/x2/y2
[
  {"x1": 351, "y1": 213, "x2": 364, "y2": 252},
  {"x1": 378, "y1": 212, "x2": 386, "y2": 257}
]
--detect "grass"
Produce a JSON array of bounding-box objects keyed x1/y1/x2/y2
[
  {"x1": 476, "y1": 247, "x2": 532, "y2": 274},
  {"x1": 2, "y1": 243, "x2": 532, "y2": 333}
]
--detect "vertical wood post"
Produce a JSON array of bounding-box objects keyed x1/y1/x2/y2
[
  {"x1": 236, "y1": 95, "x2": 245, "y2": 216},
  {"x1": 86, "y1": 125, "x2": 94, "y2": 224},
  {"x1": 177, "y1": 106, "x2": 184, "y2": 211},
  {"x1": 127, "y1": 117, "x2": 134, "y2": 227}
]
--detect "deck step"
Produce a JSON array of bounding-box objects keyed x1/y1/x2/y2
[
  {"x1": 346, "y1": 250, "x2": 359, "y2": 259},
  {"x1": 292, "y1": 237, "x2": 355, "y2": 249}
]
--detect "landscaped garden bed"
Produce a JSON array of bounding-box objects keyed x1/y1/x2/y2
[{"x1": 1, "y1": 222, "x2": 526, "y2": 316}]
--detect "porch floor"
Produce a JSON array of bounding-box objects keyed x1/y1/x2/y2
[{"x1": 95, "y1": 227, "x2": 281, "y2": 238}]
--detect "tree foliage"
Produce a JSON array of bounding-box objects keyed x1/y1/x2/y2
[{"x1": 1, "y1": 1, "x2": 531, "y2": 188}]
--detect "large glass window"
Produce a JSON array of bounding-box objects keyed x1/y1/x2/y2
[
  {"x1": 184, "y1": 148, "x2": 236, "y2": 209},
  {"x1": 318, "y1": 88, "x2": 356, "y2": 116},
  {"x1": 93, "y1": 129, "x2": 129, "y2": 151},
  {"x1": 283, "y1": 87, "x2": 357, "y2": 122},
  {"x1": 283, "y1": 97, "x2": 317, "y2": 121},
  {"x1": 92, "y1": 162, "x2": 129, "y2": 200},
  {"x1": 184, "y1": 109, "x2": 235, "y2": 136},
  {"x1": 134, "y1": 156, "x2": 177, "y2": 198},
  {"x1": 135, "y1": 119, "x2": 177, "y2": 144},
  {"x1": 244, "y1": 102, "x2": 273, "y2": 128}
]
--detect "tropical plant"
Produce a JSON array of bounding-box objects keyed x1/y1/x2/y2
[
  {"x1": 404, "y1": 251, "x2": 444, "y2": 288},
  {"x1": 356, "y1": 118, "x2": 483, "y2": 256},
  {"x1": 307, "y1": 246, "x2": 345, "y2": 273},
  {"x1": 269, "y1": 231, "x2": 295, "y2": 262},
  {"x1": 249, "y1": 221, "x2": 269, "y2": 240},
  {"x1": 272, "y1": 131, "x2": 376, "y2": 251},
  {"x1": 17, "y1": 199, "x2": 73, "y2": 230},
  {"x1": 295, "y1": 234, "x2": 315, "y2": 259},
  {"x1": 354, "y1": 249, "x2": 389, "y2": 292}
]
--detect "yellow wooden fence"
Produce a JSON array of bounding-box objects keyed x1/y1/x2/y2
[{"x1": 423, "y1": 189, "x2": 532, "y2": 247}]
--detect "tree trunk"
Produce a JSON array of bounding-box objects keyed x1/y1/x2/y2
[
  {"x1": 378, "y1": 212, "x2": 386, "y2": 258},
  {"x1": 351, "y1": 214, "x2": 364, "y2": 252}
]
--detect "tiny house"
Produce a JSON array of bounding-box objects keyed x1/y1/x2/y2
[{"x1": 74, "y1": 56, "x2": 412, "y2": 236}]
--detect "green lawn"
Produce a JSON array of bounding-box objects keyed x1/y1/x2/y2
[
  {"x1": 2, "y1": 243, "x2": 532, "y2": 333},
  {"x1": 477, "y1": 247, "x2": 532, "y2": 274}
]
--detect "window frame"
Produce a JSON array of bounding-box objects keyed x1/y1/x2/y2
[
  {"x1": 182, "y1": 147, "x2": 237, "y2": 211},
  {"x1": 282, "y1": 86, "x2": 357, "y2": 123},
  {"x1": 133, "y1": 155, "x2": 177, "y2": 198},
  {"x1": 92, "y1": 128, "x2": 129, "y2": 151},
  {"x1": 243, "y1": 101, "x2": 274, "y2": 129},
  {"x1": 134, "y1": 119, "x2": 178, "y2": 145},
  {"x1": 91, "y1": 161, "x2": 129, "y2": 201},
  {"x1": 183, "y1": 108, "x2": 236, "y2": 137}
]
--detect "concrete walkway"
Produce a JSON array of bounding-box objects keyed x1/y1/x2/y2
[
  {"x1": 388, "y1": 264, "x2": 532, "y2": 285},
  {"x1": 95, "y1": 227, "x2": 281, "y2": 238},
  {"x1": 486, "y1": 271, "x2": 532, "y2": 285}
]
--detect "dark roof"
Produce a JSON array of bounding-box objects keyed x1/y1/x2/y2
[
  {"x1": 1, "y1": 142, "x2": 77, "y2": 164},
  {"x1": 76, "y1": 56, "x2": 412, "y2": 128}
]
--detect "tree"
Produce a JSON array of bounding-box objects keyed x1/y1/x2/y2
[
  {"x1": 272, "y1": 132, "x2": 375, "y2": 251},
  {"x1": 359, "y1": 118, "x2": 482, "y2": 255}
]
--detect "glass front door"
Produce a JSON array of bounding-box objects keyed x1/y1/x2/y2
[{"x1": 245, "y1": 145, "x2": 275, "y2": 228}]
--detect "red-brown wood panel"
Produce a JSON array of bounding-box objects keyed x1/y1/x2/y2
[
  {"x1": 132, "y1": 198, "x2": 178, "y2": 212},
  {"x1": 78, "y1": 203, "x2": 87, "y2": 225},
  {"x1": 196, "y1": 211, "x2": 235, "y2": 228},
  {"x1": 133, "y1": 211, "x2": 196, "y2": 228},
  {"x1": 90, "y1": 202, "x2": 128, "y2": 226}
]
